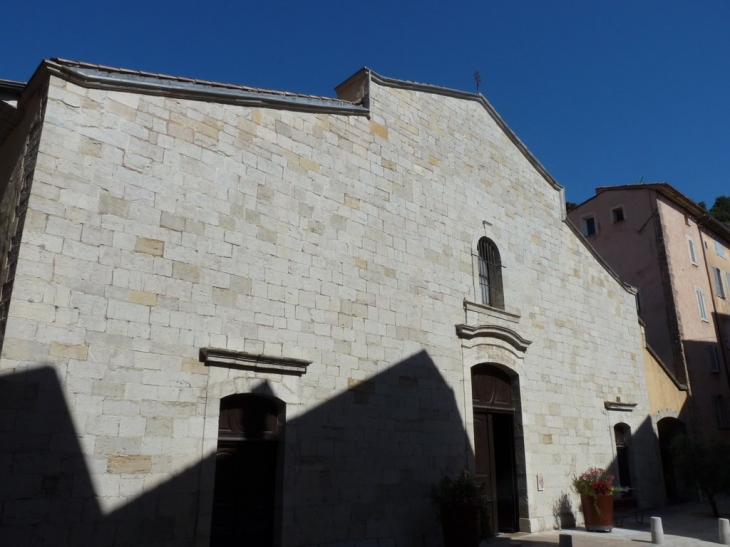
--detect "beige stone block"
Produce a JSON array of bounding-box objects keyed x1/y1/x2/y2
[
  {"x1": 80, "y1": 137, "x2": 103, "y2": 158},
  {"x1": 355, "y1": 258, "x2": 367, "y2": 269},
  {"x1": 107, "y1": 99, "x2": 137, "y2": 121},
  {"x1": 135, "y1": 237, "x2": 164, "y2": 257},
  {"x1": 130, "y1": 291, "x2": 157, "y2": 306},
  {"x1": 50, "y1": 342, "x2": 89, "y2": 360},
  {"x1": 182, "y1": 358, "x2": 208, "y2": 375},
  {"x1": 230, "y1": 276, "x2": 252, "y2": 295},
  {"x1": 107, "y1": 454, "x2": 152, "y2": 474},
  {"x1": 146, "y1": 417, "x2": 173, "y2": 437},
  {"x1": 370, "y1": 121, "x2": 388, "y2": 140},
  {"x1": 212, "y1": 288, "x2": 236, "y2": 307},
  {"x1": 173, "y1": 262, "x2": 200, "y2": 283},
  {"x1": 300, "y1": 157, "x2": 319, "y2": 172},
  {"x1": 99, "y1": 194, "x2": 131, "y2": 218},
  {"x1": 160, "y1": 212, "x2": 185, "y2": 231},
  {"x1": 344, "y1": 194, "x2": 360, "y2": 210},
  {"x1": 257, "y1": 227, "x2": 277, "y2": 245}
]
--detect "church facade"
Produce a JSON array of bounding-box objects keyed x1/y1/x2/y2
[{"x1": 0, "y1": 60, "x2": 663, "y2": 546}]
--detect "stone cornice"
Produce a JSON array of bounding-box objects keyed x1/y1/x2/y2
[
  {"x1": 463, "y1": 300, "x2": 520, "y2": 324},
  {"x1": 604, "y1": 401, "x2": 637, "y2": 412},
  {"x1": 199, "y1": 348, "x2": 311, "y2": 376},
  {"x1": 455, "y1": 324, "x2": 532, "y2": 353},
  {"x1": 38, "y1": 59, "x2": 369, "y2": 116}
]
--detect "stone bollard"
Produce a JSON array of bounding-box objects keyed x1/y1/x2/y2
[
  {"x1": 558, "y1": 534, "x2": 573, "y2": 547},
  {"x1": 720, "y1": 518, "x2": 730, "y2": 545},
  {"x1": 651, "y1": 516, "x2": 664, "y2": 544}
]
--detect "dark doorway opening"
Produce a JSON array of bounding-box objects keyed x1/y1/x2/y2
[
  {"x1": 472, "y1": 365, "x2": 519, "y2": 533},
  {"x1": 210, "y1": 394, "x2": 283, "y2": 547},
  {"x1": 613, "y1": 423, "x2": 633, "y2": 498},
  {"x1": 657, "y1": 417, "x2": 686, "y2": 503}
]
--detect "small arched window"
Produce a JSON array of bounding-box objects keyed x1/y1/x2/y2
[{"x1": 478, "y1": 237, "x2": 504, "y2": 309}]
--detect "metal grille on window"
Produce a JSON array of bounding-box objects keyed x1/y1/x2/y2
[{"x1": 478, "y1": 237, "x2": 504, "y2": 310}]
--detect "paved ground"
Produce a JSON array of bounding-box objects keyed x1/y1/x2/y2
[{"x1": 484, "y1": 498, "x2": 730, "y2": 546}]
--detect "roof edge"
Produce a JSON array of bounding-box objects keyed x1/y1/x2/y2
[
  {"x1": 39, "y1": 59, "x2": 369, "y2": 117},
  {"x1": 563, "y1": 217, "x2": 639, "y2": 297},
  {"x1": 365, "y1": 69, "x2": 564, "y2": 193},
  {"x1": 645, "y1": 342, "x2": 689, "y2": 392},
  {"x1": 595, "y1": 183, "x2": 730, "y2": 243},
  {"x1": 0, "y1": 79, "x2": 25, "y2": 101}
]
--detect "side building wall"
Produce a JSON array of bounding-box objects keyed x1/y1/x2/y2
[
  {"x1": 656, "y1": 196, "x2": 730, "y2": 442},
  {"x1": 0, "y1": 72, "x2": 660, "y2": 546}
]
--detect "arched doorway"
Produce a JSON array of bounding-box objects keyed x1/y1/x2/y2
[
  {"x1": 472, "y1": 364, "x2": 519, "y2": 533},
  {"x1": 613, "y1": 423, "x2": 633, "y2": 498},
  {"x1": 210, "y1": 394, "x2": 283, "y2": 547},
  {"x1": 657, "y1": 417, "x2": 686, "y2": 503}
]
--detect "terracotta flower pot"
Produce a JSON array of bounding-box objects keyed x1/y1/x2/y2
[
  {"x1": 440, "y1": 505, "x2": 480, "y2": 547},
  {"x1": 581, "y1": 493, "x2": 613, "y2": 532}
]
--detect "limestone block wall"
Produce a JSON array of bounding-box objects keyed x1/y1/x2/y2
[
  {"x1": 0, "y1": 70, "x2": 661, "y2": 546},
  {"x1": 365, "y1": 80, "x2": 662, "y2": 521}
]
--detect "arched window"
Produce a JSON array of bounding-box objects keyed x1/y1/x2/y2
[{"x1": 478, "y1": 237, "x2": 504, "y2": 309}]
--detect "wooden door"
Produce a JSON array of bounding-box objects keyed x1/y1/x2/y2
[
  {"x1": 472, "y1": 365, "x2": 519, "y2": 533},
  {"x1": 210, "y1": 395, "x2": 281, "y2": 547},
  {"x1": 473, "y1": 411, "x2": 498, "y2": 531}
]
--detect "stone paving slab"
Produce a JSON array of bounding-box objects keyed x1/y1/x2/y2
[{"x1": 484, "y1": 499, "x2": 730, "y2": 547}]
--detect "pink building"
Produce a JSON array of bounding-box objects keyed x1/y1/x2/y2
[{"x1": 569, "y1": 184, "x2": 730, "y2": 454}]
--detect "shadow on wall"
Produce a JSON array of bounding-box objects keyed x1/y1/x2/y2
[
  {"x1": 552, "y1": 406, "x2": 693, "y2": 534},
  {"x1": 0, "y1": 350, "x2": 475, "y2": 547}
]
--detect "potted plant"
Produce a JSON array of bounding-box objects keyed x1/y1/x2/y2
[
  {"x1": 431, "y1": 470, "x2": 490, "y2": 547},
  {"x1": 572, "y1": 467, "x2": 617, "y2": 532}
]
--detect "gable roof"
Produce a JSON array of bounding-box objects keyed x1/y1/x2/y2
[
  {"x1": 13, "y1": 59, "x2": 566, "y2": 195},
  {"x1": 594, "y1": 182, "x2": 730, "y2": 243},
  {"x1": 337, "y1": 68, "x2": 564, "y2": 192}
]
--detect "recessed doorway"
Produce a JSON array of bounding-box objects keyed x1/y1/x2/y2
[
  {"x1": 210, "y1": 394, "x2": 283, "y2": 547},
  {"x1": 472, "y1": 364, "x2": 519, "y2": 533}
]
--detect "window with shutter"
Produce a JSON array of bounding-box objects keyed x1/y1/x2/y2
[
  {"x1": 707, "y1": 344, "x2": 721, "y2": 373},
  {"x1": 714, "y1": 395, "x2": 730, "y2": 429},
  {"x1": 715, "y1": 239, "x2": 726, "y2": 258},
  {"x1": 696, "y1": 288, "x2": 708, "y2": 321},
  {"x1": 713, "y1": 267, "x2": 726, "y2": 299},
  {"x1": 688, "y1": 238, "x2": 698, "y2": 265}
]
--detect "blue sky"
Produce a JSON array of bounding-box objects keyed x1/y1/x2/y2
[{"x1": 3, "y1": 1, "x2": 728, "y2": 206}]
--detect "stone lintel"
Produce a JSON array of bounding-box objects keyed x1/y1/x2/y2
[
  {"x1": 604, "y1": 401, "x2": 637, "y2": 412},
  {"x1": 199, "y1": 348, "x2": 311, "y2": 376}
]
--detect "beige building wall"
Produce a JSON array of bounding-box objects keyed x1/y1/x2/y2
[
  {"x1": 0, "y1": 64, "x2": 662, "y2": 546},
  {"x1": 699, "y1": 229, "x2": 730, "y2": 428},
  {"x1": 657, "y1": 196, "x2": 730, "y2": 441}
]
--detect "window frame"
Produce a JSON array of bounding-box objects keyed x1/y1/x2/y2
[
  {"x1": 581, "y1": 215, "x2": 597, "y2": 237},
  {"x1": 696, "y1": 287, "x2": 708, "y2": 321},
  {"x1": 611, "y1": 206, "x2": 625, "y2": 224},
  {"x1": 477, "y1": 237, "x2": 504, "y2": 310}
]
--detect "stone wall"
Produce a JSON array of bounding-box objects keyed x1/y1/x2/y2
[{"x1": 0, "y1": 70, "x2": 661, "y2": 545}]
